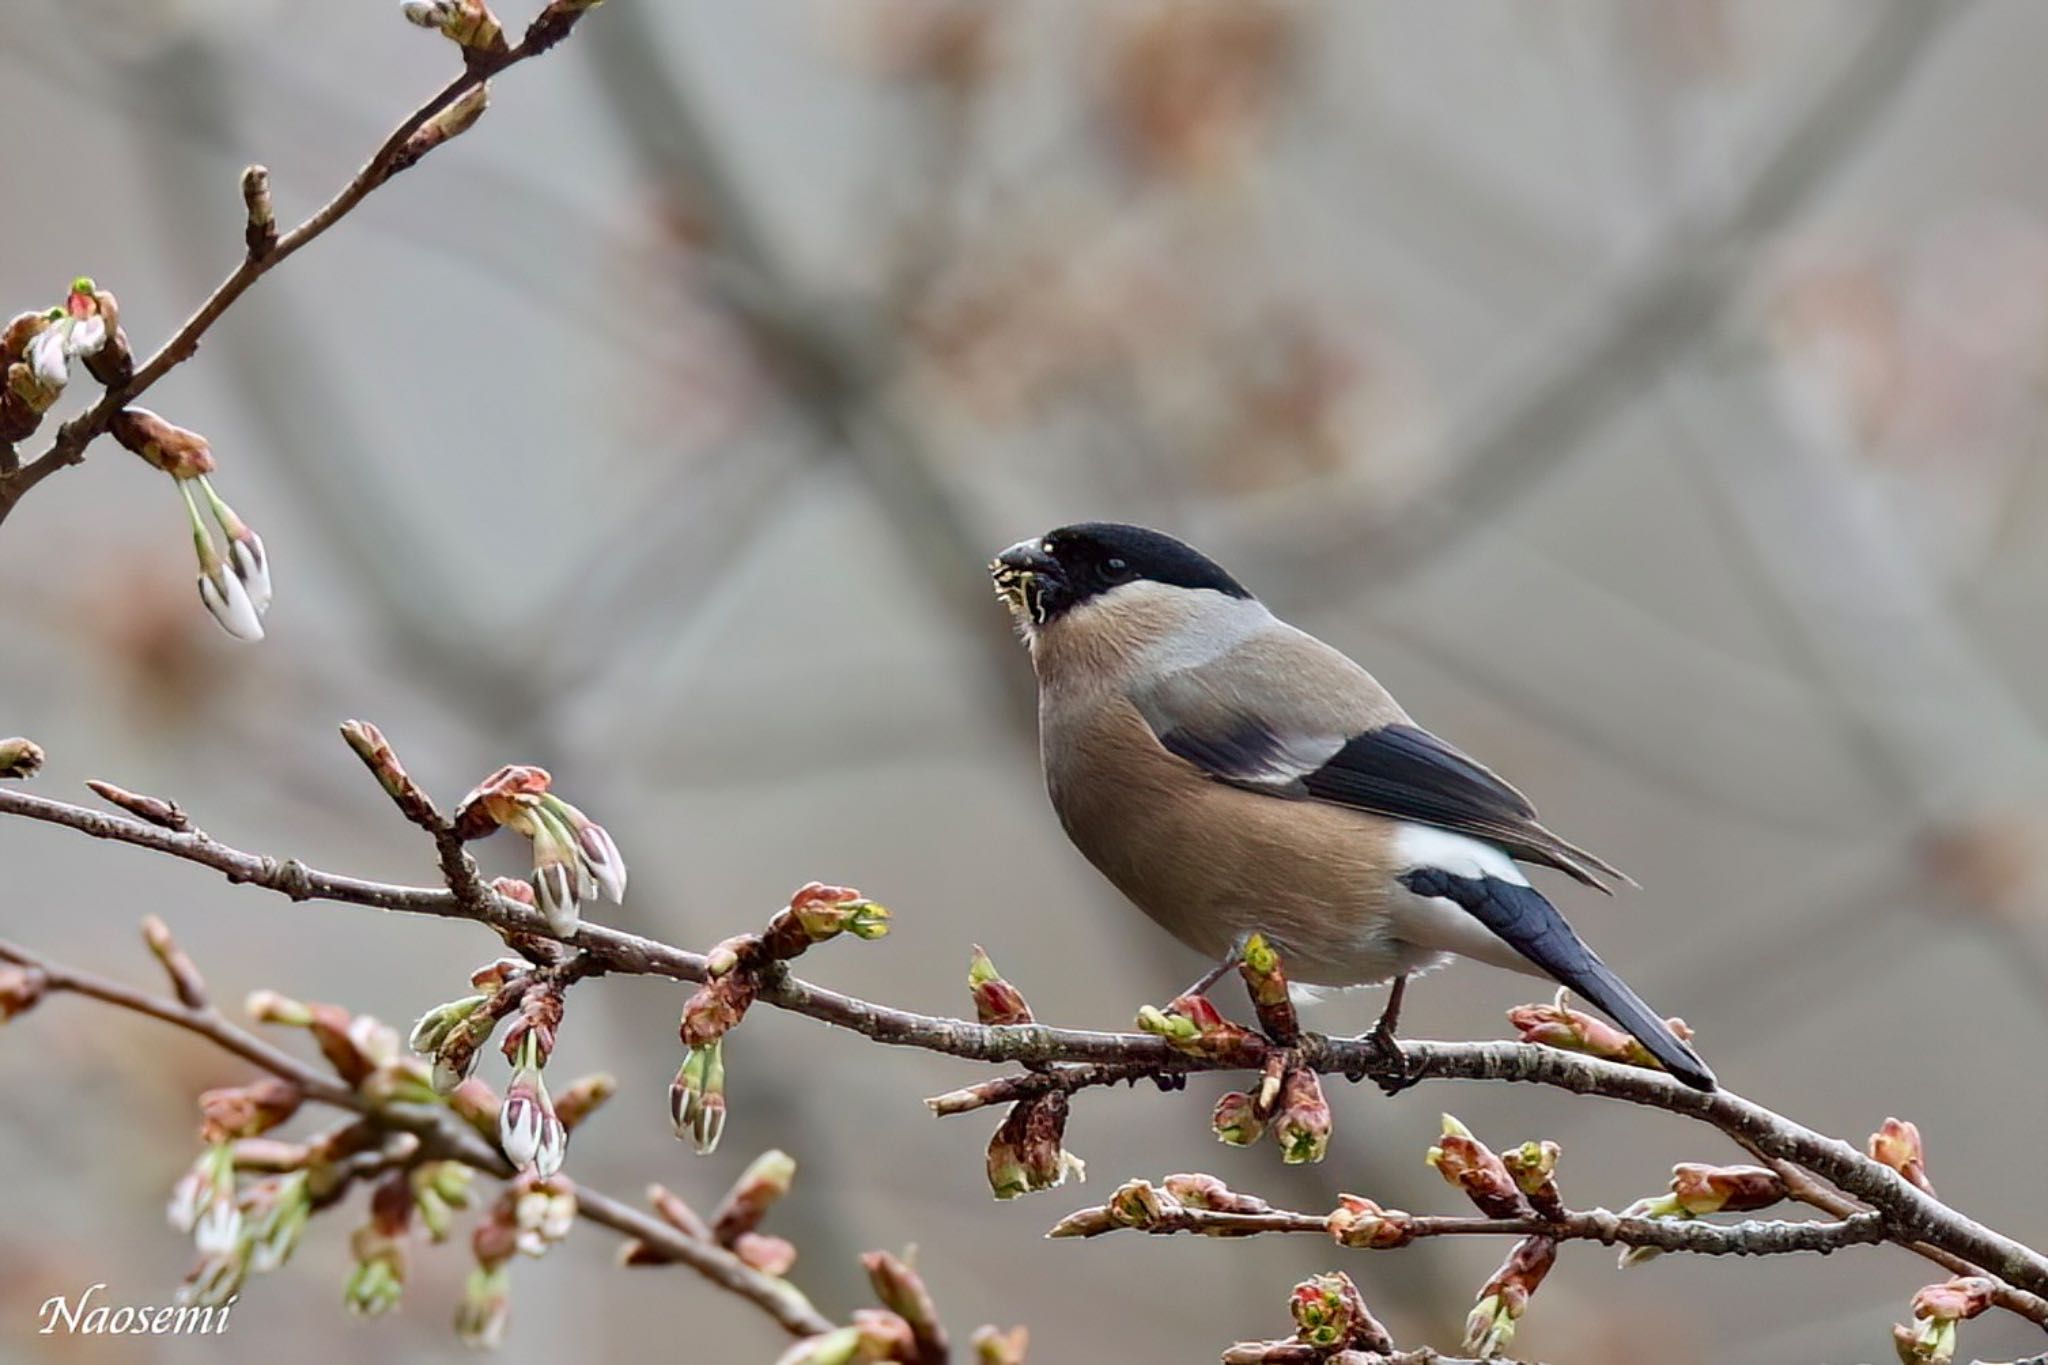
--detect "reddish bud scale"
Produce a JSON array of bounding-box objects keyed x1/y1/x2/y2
[
  {"x1": 1669, "y1": 1163, "x2": 1785, "y2": 1216},
  {"x1": 501, "y1": 983, "x2": 565, "y2": 1064},
  {"x1": 1287, "y1": 1271, "x2": 1388, "y2": 1353},
  {"x1": 552, "y1": 1073, "x2": 616, "y2": 1131},
  {"x1": 1870, "y1": 1117, "x2": 1936, "y2": 1196},
  {"x1": 1428, "y1": 1119, "x2": 1527, "y2": 1221},
  {"x1": 1137, "y1": 993, "x2": 1260, "y2": 1059},
  {"x1": 1162, "y1": 1173, "x2": 1269, "y2": 1214},
  {"x1": 306, "y1": 1003, "x2": 376, "y2": 1086},
  {"x1": 735, "y1": 1233, "x2": 797, "y2": 1277},
  {"x1": 1237, "y1": 933, "x2": 1299, "y2": 1042},
  {"x1": 1508, "y1": 993, "x2": 1694, "y2": 1072},
  {"x1": 969, "y1": 1324, "x2": 1028, "y2": 1365},
  {"x1": 681, "y1": 973, "x2": 757, "y2": 1048},
  {"x1": 862, "y1": 1249, "x2": 947, "y2": 1361},
  {"x1": 0, "y1": 964, "x2": 47, "y2": 1021},
  {"x1": 1272, "y1": 1067, "x2": 1332, "y2": 1165},
  {"x1": 1212, "y1": 1090, "x2": 1267, "y2": 1146},
  {"x1": 452, "y1": 764, "x2": 552, "y2": 841},
  {"x1": 198, "y1": 1078, "x2": 304, "y2": 1143},
  {"x1": 1327, "y1": 1195, "x2": 1414, "y2": 1250},
  {"x1": 712, "y1": 1150, "x2": 797, "y2": 1245},
  {"x1": 109, "y1": 407, "x2": 214, "y2": 478},
  {"x1": 1911, "y1": 1276, "x2": 1994, "y2": 1324},
  {"x1": 968, "y1": 946, "x2": 1034, "y2": 1027},
  {"x1": 986, "y1": 1092, "x2": 1081, "y2": 1200},
  {"x1": 1502, "y1": 1140, "x2": 1566, "y2": 1220}
]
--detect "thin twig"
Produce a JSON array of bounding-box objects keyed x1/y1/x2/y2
[
  {"x1": 0, "y1": 9, "x2": 596, "y2": 526},
  {"x1": 0, "y1": 935, "x2": 833, "y2": 1337}
]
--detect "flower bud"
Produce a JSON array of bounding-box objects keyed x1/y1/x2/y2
[
  {"x1": 1869, "y1": 1117, "x2": 1935, "y2": 1195},
  {"x1": 112, "y1": 407, "x2": 215, "y2": 479},
  {"x1": 1162, "y1": 1172, "x2": 1268, "y2": 1214},
  {"x1": 970, "y1": 1325, "x2": 1029, "y2": 1365},
  {"x1": 1508, "y1": 989, "x2": 1693, "y2": 1072},
  {"x1": 681, "y1": 972, "x2": 757, "y2": 1047},
  {"x1": 408, "y1": 993, "x2": 489, "y2": 1056},
  {"x1": 456, "y1": 1263, "x2": 511, "y2": 1348},
  {"x1": 671, "y1": 1039, "x2": 727, "y2": 1155},
  {"x1": 735, "y1": 1232, "x2": 797, "y2": 1275},
  {"x1": 1502, "y1": 1139, "x2": 1565, "y2": 1218},
  {"x1": 1896, "y1": 1276, "x2": 1994, "y2": 1363},
  {"x1": 1669, "y1": 1163, "x2": 1784, "y2": 1217},
  {"x1": 199, "y1": 1078, "x2": 304, "y2": 1143},
  {"x1": 1463, "y1": 1235, "x2": 1557, "y2": 1358},
  {"x1": 499, "y1": 1038, "x2": 567, "y2": 1177},
  {"x1": 553, "y1": 1072, "x2": 616, "y2": 1131},
  {"x1": 1237, "y1": 932, "x2": 1299, "y2": 1040},
  {"x1": 863, "y1": 1249, "x2": 946, "y2": 1357},
  {"x1": 1211, "y1": 1089, "x2": 1266, "y2": 1146},
  {"x1": 1326, "y1": 1194, "x2": 1413, "y2": 1249},
  {"x1": 245, "y1": 989, "x2": 314, "y2": 1027},
  {"x1": 344, "y1": 1222, "x2": 407, "y2": 1317},
  {"x1": 447, "y1": 1077, "x2": 502, "y2": 1137},
  {"x1": 244, "y1": 1170, "x2": 311, "y2": 1272},
  {"x1": 986, "y1": 1092, "x2": 1084, "y2": 1200},
  {"x1": 0, "y1": 964, "x2": 47, "y2": 1023},
  {"x1": 400, "y1": 0, "x2": 508, "y2": 55},
  {"x1": 1427, "y1": 1114, "x2": 1525, "y2": 1220},
  {"x1": 967, "y1": 945, "x2": 1034, "y2": 1026},
  {"x1": 713, "y1": 1149, "x2": 797, "y2": 1244},
  {"x1": 0, "y1": 737, "x2": 44, "y2": 780},
  {"x1": 1136, "y1": 993, "x2": 1257, "y2": 1059},
  {"x1": 1271, "y1": 1066, "x2": 1331, "y2": 1165},
  {"x1": 1289, "y1": 1272, "x2": 1375, "y2": 1350},
  {"x1": 1106, "y1": 1179, "x2": 1178, "y2": 1229},
  {"x1": 787, "y1": 882, "x2": 891, "y2": 943}
]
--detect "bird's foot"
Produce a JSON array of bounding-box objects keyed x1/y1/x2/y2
[{"x1": 1358, "y1": 1023, "x2": 1432, "y2": 1096}]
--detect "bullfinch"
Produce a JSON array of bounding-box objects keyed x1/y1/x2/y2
[{"x1": 990, "y1": 521, "x2": 1715, "y2": 1091}]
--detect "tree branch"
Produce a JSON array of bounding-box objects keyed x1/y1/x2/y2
[
  {"x1": 1052, "y1": 1199, "x2": 1886, "y2": 1259},
  {"x1": 0, "y1": 935, "x2": 833, "y2": 1338},
  {"x1": 3, "y1": 772, "x2": 2045, "y2": 1336}
]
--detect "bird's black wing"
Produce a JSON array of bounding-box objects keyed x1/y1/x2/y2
[{"x1": 1133, "y1": 660, "x2": 1629, "y2": 891}]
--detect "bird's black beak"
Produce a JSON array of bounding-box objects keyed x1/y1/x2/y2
[
  {"x1": 990, "y1": 539, "x2": 1062, "y2": 625},
  {"x1": 993, "y1": 540, "x2": 1058, "y2": 577}
]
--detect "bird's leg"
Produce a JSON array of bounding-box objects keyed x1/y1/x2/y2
[
  {"x1": 1365, "y1": 973, "x2": 1428, "y2": 1097},
  {"x1": 1178, "y1": 946, "x2": 1241, "y2": 1000},
  {"x1": 1371, "y1": 973, "x2": 1408, "y2": 1051}
]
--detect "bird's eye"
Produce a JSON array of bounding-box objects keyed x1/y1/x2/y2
[{"x1": 1105, "y1": 557, "x2": 1129, "y2": 578}]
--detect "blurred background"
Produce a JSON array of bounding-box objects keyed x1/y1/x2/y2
[{"x1": 3, "y1": 0, "x2": 2046, "y2": 1360}]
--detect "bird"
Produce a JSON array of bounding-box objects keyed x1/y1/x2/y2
[{"x1": 989, "y1": 521, "x2": 1715, "y2": 1091}]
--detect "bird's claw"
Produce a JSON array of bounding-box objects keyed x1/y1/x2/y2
[{"x1": 1363, "y1": 1023, "x2": 1428, "y2": 1096}]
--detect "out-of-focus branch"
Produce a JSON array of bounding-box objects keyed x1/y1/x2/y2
[
  {"x1": 1243, "y1": 0, "x2": 1965, "y2": 601},
  {"x1": 3, "y1": 764, "x2": 2045, "y2": 1336},
  {"x1": 0, "y1": 3, "x2": 598, "y2": 527},
  {"x1": 0, "y1": 935, "x2": 835, "y2": 1338}
]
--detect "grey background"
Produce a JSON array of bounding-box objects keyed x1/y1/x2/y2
[{"x1": 2, "y1": 1, "x2": 2046, "y2": 1361}]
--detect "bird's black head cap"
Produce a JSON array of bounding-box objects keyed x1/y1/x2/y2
[{"x1": 992, "y1": 522, "x2": 1251, "y2": 625}]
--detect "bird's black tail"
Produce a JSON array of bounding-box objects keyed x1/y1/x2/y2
[{"x1": 1401, "y1": 870, "x2": 1717, "y2": 1091}]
